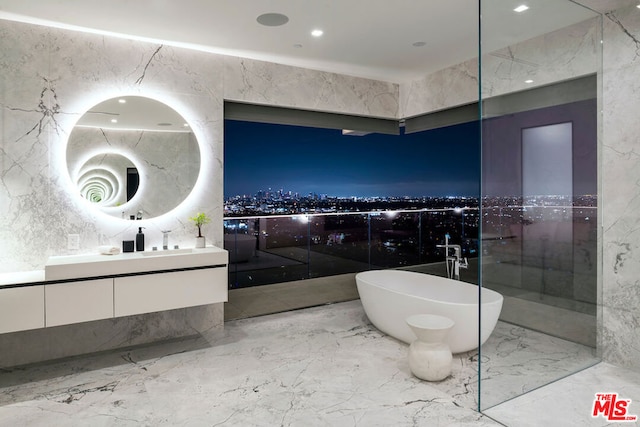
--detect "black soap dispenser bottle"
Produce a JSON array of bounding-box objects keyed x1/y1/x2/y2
[{"x1": 136, "y1": 227, "x2": 145, "y2": 251}]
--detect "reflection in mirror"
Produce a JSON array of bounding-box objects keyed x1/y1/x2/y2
[
  {"x1": 76, "y1": 153, "x2": 137, "y2": 206},
  {"x1": 67, "y1": 96, "x2": 200, "y2": 219}
]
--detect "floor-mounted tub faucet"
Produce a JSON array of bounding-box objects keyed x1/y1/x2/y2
[{"x1": 436, "y1": 233, "x2": 468, "y2": 280}]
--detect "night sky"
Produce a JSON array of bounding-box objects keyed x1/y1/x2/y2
[{"x1": 224, "y1": 119, "x2": 480, "y2": 199}]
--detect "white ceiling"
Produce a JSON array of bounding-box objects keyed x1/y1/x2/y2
[{"x1": 0, "y1": 0, "x2": 605, "y2": 83}]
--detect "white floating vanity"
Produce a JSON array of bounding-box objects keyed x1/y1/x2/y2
[{"x1": 0, "y1": 247, "x2": 228, "y2": 334}]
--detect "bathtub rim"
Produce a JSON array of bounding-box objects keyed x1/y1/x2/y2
[{"x1": 355, "y1": 269, "x2": 503, "y2": 307}]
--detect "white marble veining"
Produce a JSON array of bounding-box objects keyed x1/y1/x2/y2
[
  {"x1": 401, "y1": 16, "x2": 599, "y2": 119},
  {"x1": 400, "y1": 59, "x2": 478, "y2": 120},
  {"x1": 480, "y1": 17, "x2": 599, "y2": 100},
  {"x1": 0, "y1": 302, "x2": 223, "y2": 368},
  {"x1": 577, "y1": 0, "x2": 639, "y2": 13},
  {"x1": 0, "y1": 20, "x2": 225, "y2": 272},
  {"x1": 224, "y1": 56, "x2": 400, "y2": 119},
  {"x1": 0, "y1": 300, "x2": 601, "y2": 426},
  {"x1": 601, "y1": 4, "x2": 640, "y2": 372},
  {"x1": 484, "y1": 362, "x2": 640, "y2": 426}
]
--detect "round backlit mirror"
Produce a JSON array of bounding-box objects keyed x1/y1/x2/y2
[{"x1": 67, "y1": 96, "x2": 200, "y2": 219}]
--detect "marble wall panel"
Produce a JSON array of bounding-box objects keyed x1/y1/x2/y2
[
  {"x1": 578, "y1": 0, "x2": 638, "y2": 13},
  {"x1": 0, "y1": 20, "x2": 226, "y2": 271},
  {"x1": 0, "y1": 303, "x2": 223, "y2": 368},
  {"x1": 480, "y1": 17, "x2": 599, "y2": 99},
  {"x1": 224, "y1": 57, "x2": 399, "y2": 118},
  {"x1": 401, "y1": 17, "x2": 599, "y2": 119},
  {"x1": 400, "y1": 60, "x2": 478, "y2": 119},
  {"x1": 601, "y1": 5, "x2": 640, "y2": 371}
]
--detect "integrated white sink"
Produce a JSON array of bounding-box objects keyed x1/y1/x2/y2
[{"x1": 45, "y1": 247, "x2": 228, "y2": 281}]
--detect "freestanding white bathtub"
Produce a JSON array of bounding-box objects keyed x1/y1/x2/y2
[{"x1": 355, "y1": 269, "x2": 503, "y2": 354}]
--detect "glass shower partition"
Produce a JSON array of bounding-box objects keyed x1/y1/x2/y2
[{"x1": 478, "y1": 0, "x2": 602, "y2": 413}]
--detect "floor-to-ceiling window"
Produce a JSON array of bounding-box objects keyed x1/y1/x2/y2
[{"x1": 223, "y1": 108, "x2": 480, "y2": 291}]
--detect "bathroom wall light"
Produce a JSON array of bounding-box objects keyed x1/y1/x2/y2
[
  {"x1": 514, "y1": 5, "x2": 529, "y2": 13},
  {"x1": 311, "y1": 29, "x2": 324, "y2": 37}
]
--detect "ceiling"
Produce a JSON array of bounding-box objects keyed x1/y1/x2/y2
[{"x1": 0, "y1": 0, "x2": 611, "y2": 83}]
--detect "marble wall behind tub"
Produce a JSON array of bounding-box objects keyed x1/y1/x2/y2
[
  {"x1": 601, "y1": 5, "x2": 640, "y2": 372},
  {"x1": 400, "y1": 17, "x2": 599, "y2": 119},
  {"x1": 0, "y1": 303, "x2": 223, "y2": 368}
]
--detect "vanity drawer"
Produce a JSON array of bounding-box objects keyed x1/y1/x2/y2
[
  {"x1": 0, "y1": 286, "x2": 45, "y2": 333},
  {"x1": 114, "y1": 267, "x2": 227, "y2": 317},
  {"x1": 45, "y1": 278, "x2": 114, "y2": 327}
]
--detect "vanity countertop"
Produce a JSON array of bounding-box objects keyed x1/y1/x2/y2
[
  {"x1": 45, "y1": 246, "x2": 228, "y2": 281},
  {"x1": 0, "y1": 270, "x2": 46, "y2": 287}
]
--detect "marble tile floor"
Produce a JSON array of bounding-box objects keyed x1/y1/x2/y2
[
  {"x1": 484, "y1": 363, "x2": 640, "y2": 426},
  {"x1": 0, "y1": 300, "x2": 603, "y2": 427}
]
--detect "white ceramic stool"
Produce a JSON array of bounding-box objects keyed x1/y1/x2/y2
[{"x1": 405, "y1": 314, "x2": 455, "y2": 381}]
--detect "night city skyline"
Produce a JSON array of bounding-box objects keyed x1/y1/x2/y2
[{"x1": 224, "y1": 119, "x2": 480, "y2": 199}]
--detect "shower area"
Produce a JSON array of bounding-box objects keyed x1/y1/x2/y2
[{"x1": 477, "y1": 0, "x2": 602, "y2": 415}]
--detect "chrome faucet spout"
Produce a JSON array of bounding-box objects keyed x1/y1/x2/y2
[
  {"x1": 162, "y1": 230, "x2": 171, "y2": 250},
  {"x1": 437, "y1": 234, "x2": 465, "y2": 280}
]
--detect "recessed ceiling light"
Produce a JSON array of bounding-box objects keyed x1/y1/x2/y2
[
  {"x1": 311, "y1": 29, "x2": 324, "y2": 37},
  {"x1": 514, "y1": 5, "x2": 529, "y2": 13},
  {"x1": 111, "y1": 119, "x2": 118, "y2": 123},
  {"x1": 525, "y1": 79, "x2": 534, "y2": 84},
  {"x1": 256, "y1": 13, "x2": 289, "y2": 27},
  {"x1": 118, "y1": 99, "x2": 126, "y2": 104},
  {"x1": 183, "y1": 123, "x2": 189, "y2": 127}
]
